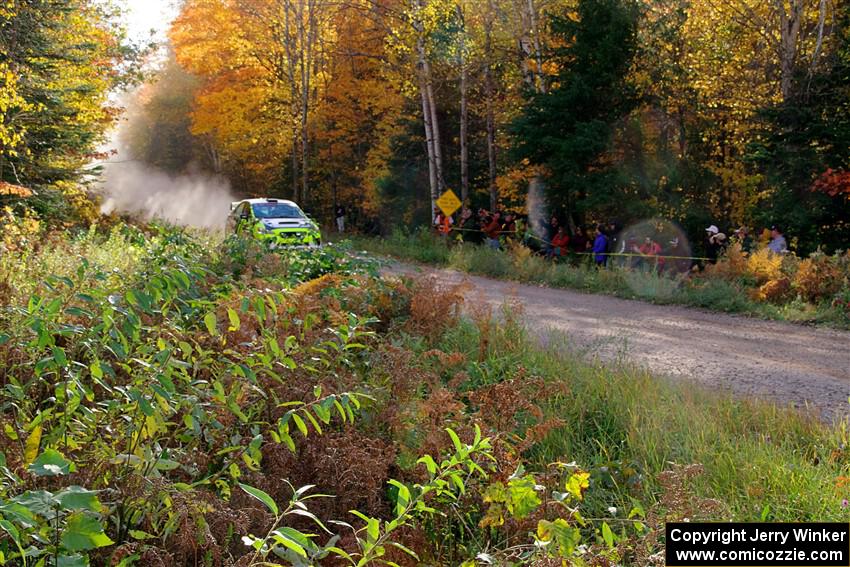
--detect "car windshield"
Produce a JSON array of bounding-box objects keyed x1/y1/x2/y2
[{"x1": 252, "y1": 203, "x2": 304, "y2": 219}]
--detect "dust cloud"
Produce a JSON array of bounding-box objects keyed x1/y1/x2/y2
[
  {"x1": 526, "y1": 177, "x2": 550, "y2": 239},
  {"x1": 98, "y1": 160, "x2": 234, "y2": 229}
]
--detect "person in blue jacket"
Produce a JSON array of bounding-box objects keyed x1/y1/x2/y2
[{"x1": 592, "y1": 224, "x2": 609, "y2": 267}]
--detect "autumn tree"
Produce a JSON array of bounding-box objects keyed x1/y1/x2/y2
[{"x1": 0, "y1": 1, "x2": 126, "y2": 187}]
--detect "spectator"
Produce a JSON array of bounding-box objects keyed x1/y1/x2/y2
[
  {"x1": 768, "y1": 225, "x2": 788, "y2": 254},
  {"x1": 547, "y1": 226, "x2": 570, "y2": 259},
  {"x1": 335, "y1": 204, "x2": 346, "y2": 233},
  {"x1": 546, "y1": 215, "x2": 560, "y2": 239},
  {"x1": 542, "y1": 215, "x2": 560, "y2": 255},
  {"x1": 571, "y1": 225, "x2": 588, "y2": 254},
  {"x1": 607, "y1": 221, "x2": 622, "y2": 255},
  {"x1": 483, "y1": 211, "x2": 502, "y2": 249},
  {"x1": 456, "y1": 207, "x2": 477, "y2": 243},
  {"x1": 501, "y1": 212, "x2": 517, "y2": 241},
  {"x1": 638, "y1": 236, "x2": 662, "y2": 271},
  {"x1": 592, "y1": 224, "x2": 609, "y2": 266},
  {"x1": 666, "y1": 237, "x2": 691, "y2": 273},
  {"x1": 434, "y1": 209, "x2": 453, "y2": 237},
  {"x1": 733, "y1": 226, "x2": 753, "y2": 253},
  {"x1": 704, "y1": 225, "x2": 727, "y2": 263}
]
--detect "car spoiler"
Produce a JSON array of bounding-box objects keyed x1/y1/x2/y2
[{"x1": 230, "y1": 201, "x2": 240, "y2": 212}]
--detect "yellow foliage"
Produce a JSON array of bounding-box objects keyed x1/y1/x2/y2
[
  {"x1": 751, "y1": 277, "x2": 791, "y2": 304},
  {"x1": 746, "y1": 248, "x2": 783, "y2": 285},
  {"x1": 53, "y1": 181, "x2": 101, "y2": 226},
  {"x1": 0, "y1": 206, "x2": 42, "y2": 253},
  {"x1": 0, "y1": 182, "x2": 33, "y2": 197},
  {"x1": 705, "y1": 242, "x2": 748, "y2": 280},
  {"x1": 496, "y1": 161, "x2": 546, "y2": 213},
  {"x1": 793, "y1": 255, "x2": 843, "y2": 303}
]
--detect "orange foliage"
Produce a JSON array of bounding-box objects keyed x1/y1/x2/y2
[{"x1": 812, "y1": 168, "x2": 850, "y2": 199}]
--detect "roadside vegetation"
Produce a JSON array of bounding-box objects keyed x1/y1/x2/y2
[
  {"x1": 0, "y1": 213, "x2": 848, "y2": 566},
  {"x1": 352, "y1": 230, "x2": 850, "y2": 329}
]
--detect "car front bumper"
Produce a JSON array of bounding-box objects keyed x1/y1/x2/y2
[{"x1": 259, "y1": 228, "x2": 322, "y2": 247}]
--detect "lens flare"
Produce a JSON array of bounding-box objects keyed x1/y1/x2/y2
[{"x1": 610, "y1": 218, "x2": 693, "y2": 276}]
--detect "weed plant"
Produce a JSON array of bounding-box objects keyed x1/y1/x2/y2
[{"x1": 0, "y1": 221, "x2": 846, "y2": 566}]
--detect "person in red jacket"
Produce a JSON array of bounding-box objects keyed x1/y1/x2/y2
[
  {"x1": 547, "y1": 225, "x2": 570, "y2": 259},
  {"x1": 482, "y1": 211, "x2": 502, "y2": 249},
  {"x1": 637, "y1": 236, "x2": 662, "y2": 271}
]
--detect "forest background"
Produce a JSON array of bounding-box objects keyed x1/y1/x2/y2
[{"x1": 2, "y1": 0, "x2": 850, "y2": 254}]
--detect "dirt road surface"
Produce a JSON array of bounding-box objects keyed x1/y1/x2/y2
[{"x1": 387, "y1": 262, "x2": 850, "y2": 422}]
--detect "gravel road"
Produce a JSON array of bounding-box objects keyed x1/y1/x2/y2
[{"x1": 387, "y1": 262, "x2": 850, "y2": 422}]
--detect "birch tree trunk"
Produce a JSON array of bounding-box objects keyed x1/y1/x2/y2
[
  {"x1": 484, "y1": 0, "x2": 498, "y2": 211},
  {"x1": 457, "y1": 4, "x2": 469, "y2": 205},
  {"x1": 423, "y1": 56, "x2": 445, "y2": 193},
  {"x1": 526, "y1": 0, "x2": 546, "y2": 93},
  {"x1": 418, "y1": 37, "x2": 439, "y2": 215}
]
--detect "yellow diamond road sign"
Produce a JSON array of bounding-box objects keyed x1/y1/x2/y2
[{"x1": 436, "y1": 189, "x2": 462, "y2": 217}]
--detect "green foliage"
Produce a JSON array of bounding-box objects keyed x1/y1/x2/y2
[
  {"x1": 0, "y1": 1, "x2": 133, "y2": 187},
  {"x1": 0, "y1": 223, "x2": 384, "y2": 564},
  {"x1": 243, "y1": 426, "x2": 494, "y2": 566},
  {"x1": 745, "y1": 4, "x2": 850, "y2": 254},
  {"x1": 438, "y1": 318, "x2": 850, "y2": 525},
  {"x1": 512, "y1": 0, "x2": 640, "y2": 220},
  {"x1": 1, "y1": 217, "x2": 846, "y2": 565}
]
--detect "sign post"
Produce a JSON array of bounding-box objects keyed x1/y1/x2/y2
[{"x1": 436, "y1": 189, "x2": 462, "y2": 217}]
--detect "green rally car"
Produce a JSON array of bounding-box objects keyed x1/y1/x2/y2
[{"x1": 228, "y1": 198, "x2": 322, "y2": 247}]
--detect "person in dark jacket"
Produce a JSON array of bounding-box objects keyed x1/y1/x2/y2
[
  {"x1": 335, "y1": 205, "x2": 346, "y2": 233},
  {"x1": 704, "y1": 225, "x2": 727, "y2": 263},
  {"x1": 571, "y1": 226, "x2": 588, "y2": 254},
  {"x1": 592, "y1": 224, "x2": 609, "y2": 266}
]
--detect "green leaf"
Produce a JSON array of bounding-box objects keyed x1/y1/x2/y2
[
  {"x1": 238, "y1": 483, "x2": 279, "y2": 516},
  {"x1": 227, "y1": 308, "x2": 240, "y2": 332},
  {"x1": 387, "y1": 541, "x2": 419, "y2": 560},
  {"x1": 0, "y1": 519, "x2": 26, "y2": 560},
  {"x1": 303, "y1": 411, "x2": 322, "y2": 435},
  {"x1": 61, "y1": 512, "x2": 114, "y2": 551},
  {"x1": 506, "y1": 476, "x2": 542, "y2": 519},
  {"x1": 52, "y1": 346, "x2": 68, "y2": 367},
  {"x1": 90, "y1": 361, "x2": 103, "y2": 379},
  {"x1": 204, "y1": 313, "x2": 218, "y2": 336},
  {"x1": 154, "y1": 458, "x2": 180, "y2": 471},
  {"x1": 128, "y1": 530, "x2": 155, "y2": 540},
  {"x1": 57, "y1": 486, "x2": 101, "y2": 512},
  {"x1": 446, "y1": 428, "x2": 464, "y2": 453},
  {"x1": 10, "y1": 490, "x2": 58, "y2": 517},
  {"x1": 565, "y1": 471, "x2": 590, "y2": 501},
  {"x1": 602, "y1": 522, "x2": 615, "y2": 548},
  {"x1": 270, "y1": 528, "x2": 308, "y2": 558},
  {"x1": 416, "y1": 455, "x2": 437, "y2": 476},
  {"x1": 292, "y1": 413, "x2": 308, "y2": 437},
  {"x1": 366, "y1": 517, "x2": 380, "y2": 545},
  {"x1": 29, "y1": 448, "x2": 74, "y2": 477},
  {"x1": 387, "y1": 479, "x2": 410, "y2": 516}
]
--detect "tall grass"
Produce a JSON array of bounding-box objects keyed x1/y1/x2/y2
[
  {"x1": 353, "y1": 231, "x2": 849, "y2": 326},
  {"x1": 436, "y1": 315, "x2": 850, "y2": 522}
]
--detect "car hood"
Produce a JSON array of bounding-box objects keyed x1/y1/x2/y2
[{"x1": 260, "y1": 217, "x2": 315, "y2": 230}]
